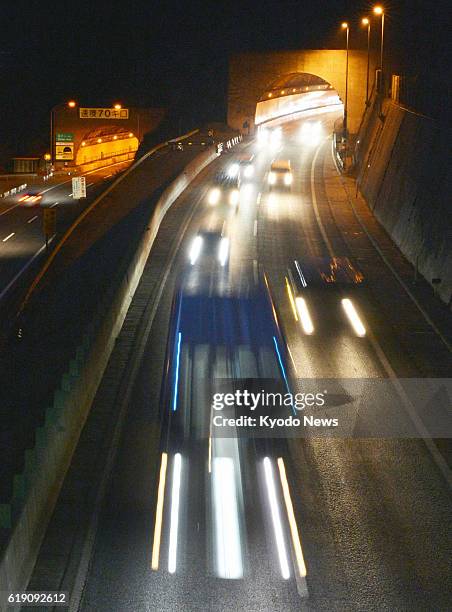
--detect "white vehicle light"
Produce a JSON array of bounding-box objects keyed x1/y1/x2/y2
[
  {"x1": 295, "y1": 297, "x2": 314, "y2": 335},
  {"x1": 228, "y1": 163, "x2": 239, "y2": 177},
  {"x1": 229, "y1": 189, "x2": 239, "y2": 206},
  {"x1": 284, "y1": 173, "x2": 292, "y2": 186},
  {"x1": 341, "y1": 298, "x2": 366, "y2": 336},
  {"x1": 244, "y1": 165, "x2": 254, "y2": 178},
  {"x1": 208, "y1": 187, "x2": 220, "y2": 205},
  {"x1": 189, "y1": 235, "x2": 203, "y2": 265},
  {"x1": 218, "y1": 237, "x2": 229, "y2": 266},
  {"x1": 268, "y1": 172, "x2": 276, "y2": 185}
]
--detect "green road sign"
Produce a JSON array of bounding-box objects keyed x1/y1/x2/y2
[{"x1": 56, "y1": 133, "x2": 74, "y2": 142}]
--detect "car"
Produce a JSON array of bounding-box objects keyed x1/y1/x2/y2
[
  {"x1": 289, "y1": 256, "x2": 367, "y2": 336},
  {"x1": 188, "y1": 230, "x2": 230, "y2": 267},
  {"x1": 207, "y1": 172, "x2": 240, "y2": 208},
  {"x1": 18, "y1": 190, "x2": 43, "y2": 206},
  {"x1": 233, "y1": 154, "x2": 255, "y2": 180},
  {"x1": 268, "y1": 160, "x2": 292, "y2": 190}
]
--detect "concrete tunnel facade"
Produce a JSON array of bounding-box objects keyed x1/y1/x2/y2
[{"x1": 228, "y1": 49, "x2": 376, "y2": 134}]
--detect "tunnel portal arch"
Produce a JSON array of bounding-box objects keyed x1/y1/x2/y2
[
  {"x1": 75, "y1": 125, "x2": 139, "y2": 166},
  {"x1": 228, "y1": 49, "x2": 374, "y2": 134}
]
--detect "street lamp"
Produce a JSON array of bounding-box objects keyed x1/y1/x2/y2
[
  {"x1": 341, "y1": 22, "x2": 349, "y2": 138},
  {"x1": 50, "y1": 100, "x2": 77, "y2": 165},
  {"x1": 361, "y1": 18, "x2": 371, "y2": 105},
  {"x1": 114, "y1": 103, "x2": 122, "y2": 110},
  {"x1": 373, "y1": 5, "x2": 385, "y2": 90}
]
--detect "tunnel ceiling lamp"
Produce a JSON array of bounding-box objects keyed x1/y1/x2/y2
[
  {"x1": 128, "y1": 132, "x2": 134, "y2": 137},
  {"x1": 81, "y1": 141, "x2": 86, "y2": 146},
  {"x1": 97, "y1": 138, "x2": 102, "y2": 143},
  {"x1": 373, "y1": 5, "x2": 383, "y2": 15}
]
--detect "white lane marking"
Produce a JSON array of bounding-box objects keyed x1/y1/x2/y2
[
  {"x1": 50, "y1": 202, "x2": 59, "y2": 208},
  {"x1": 311, "y1": 140, "x2": 334, "y2": 257},
  {"x1": 0, "y1": 243, "x2": 48, "y2": 302},
  {"x1": 253, "y1": 219, "x2": 258, "y2": 237},
  {"x1": 0, "y1": 203, "x2": 21, "y2": 217},
  {"x1": 221, "y1": 220, "x2": 226, "y2": 237},
  {"x1": 87, "y1": 183, "x2": 95, "y2": 188},
  {"x1": 253, "y1": 259, "x2": 258, "y2": 284},
  {"x1": 2, "y1": 232, "x2": 15, "y2": 242},
  {"x1": 27, "y1": 215, "x2": 38, "y2": 224},
  {"x1": 68, "y1": 193, "x2": 73, "y2": 197}
]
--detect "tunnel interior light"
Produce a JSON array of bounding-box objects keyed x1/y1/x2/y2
[
  {"x1": 268, "y1": 93, "x2": 273, "y2": 98},
  {"x1": 113, "y1": 135, "x2": 118, "y2": 140},
  {"x1": 128, "y1": 132, "x2": 134, "y2": 137},
  {"x1": 341, "y1": 298, "x2": 366, "y2": 336},
  {"x1": 213, "y1": 457, "x2": 243, "y2": 579},
  {"x1": 263, "y1": 457, "x2": 290, "y2": 580},
  {"x1": 151, "y1": 452, "x2": 168, "y2": 570},
  {"x1": 168, "y1": 453, "x2": 182, "y2": 574},
  {"x1": 295, "y1": 297, "x2": 314, "y2": 335},
  {"x1": 281, "y1": 90, "x2": 285, "y2": 95},
  {"x1": 277, "y1": 458, "x2": 307, "y2": 578},
  {"x1": 81, "y1": 141, "x2": 86, "y2": 147},
  {"x1": 97, "y1": 138, "x2": 102, "y2": 143}
]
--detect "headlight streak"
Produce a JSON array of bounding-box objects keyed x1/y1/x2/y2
[
  {"x1": 189, "y1": 235, "x2": 203, "y2": 264},
  {"x1": 213, "y1": 457, "x2": 243, "y2": 579},
  {"x1": 272, "y1": 336, "x2": 295, "y2": 416},
  {"x1": 341, "y1": 298, "x2": 366, "y2": 336},
  {"x1": 285, "y1": 277, "x2": 298, "y2": 321},
  {"x1": 277, "y1": 457, "x2": 307, "y2": 578},
  {"x1": 208, "y1": 187, "x2": 221, "y2": 205},
  {"x1": 168, "y1": 453, "x2": 182, "y2": 574},
  {"x1": 228, "y1": 163, "x2": 239, "y2": 177},
  {"x1": 151, "y1": 452, "x2": 168, "y2": 571},
  {"x1": 263, "y1": 457, "x2": 290, "y2": 580},
  {"x1": 229, "y1": 189, "x2": 239, "y2": 206},
  {"x1": 218, "y1": 237, "x2": 229, "y2": 266},
  {"x1": 172, "y1": 332, "x2": 182, "y2": 412},
  {"x1": 295, "y1": 297, "x2": 314, "y2": 335}
]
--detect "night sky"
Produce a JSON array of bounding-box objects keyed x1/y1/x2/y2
[{"x1": 1, "y1": 0, "x2": 448, "y2": 162}]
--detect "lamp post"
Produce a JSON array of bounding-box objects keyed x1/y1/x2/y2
[
  {"x1": 362, "y1": 18, "x2": 371, "y2": 105},
  {"x1": 341, "y1": 22, "x2": 349, "y2": 138},
  {"x1": 373, "y1": 5, "x2": 385, "y2": 92},
  {"x1": 50, "y1": 100, "x2": 76, "y2": 165}
]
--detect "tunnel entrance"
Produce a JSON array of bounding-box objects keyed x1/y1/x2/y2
[
  {"x1": 75, "y1": 125, "x2": 139, "y2": 167},
  {"x1": 255, "y1": 72, "x2": 343, "y2": 126}
]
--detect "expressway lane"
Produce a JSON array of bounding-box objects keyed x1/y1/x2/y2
[
  {"x1": 27, "y1": 113, "x2": 451, "y2": 610},
  {"x1": 0, "y1": 161, "x2": 131, "y2": 307}
]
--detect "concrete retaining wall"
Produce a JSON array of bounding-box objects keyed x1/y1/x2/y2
[
  {"x1": 357, "y1": 100, "x2": 452, "y2": 306},
  {"x1": 0, "y1": 143, "x2": 221, "y2": 600}
]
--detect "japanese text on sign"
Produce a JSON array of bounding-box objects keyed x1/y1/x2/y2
[{"x1": 79, "y1": 108, "x2": 129, "y2": 119}]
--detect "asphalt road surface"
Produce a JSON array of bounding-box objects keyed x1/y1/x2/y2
[{"x1": 29, "y1": 112, "x2": 452, "y2": 611}]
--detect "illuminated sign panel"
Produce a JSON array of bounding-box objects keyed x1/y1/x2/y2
[
  {"x1": 79, "y1": 108, "x2": 129, "y2": 119},
  {"x1": 55, "y1": 143, "x2": 74, "y2": 160}
]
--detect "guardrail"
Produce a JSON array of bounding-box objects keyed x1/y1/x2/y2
[
  {"x1": 0, "y1": 183, "x2": 28, "y2": 199},
  {"x1": 0, "y1": 127, "x2": 244, "y2": 595}
]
